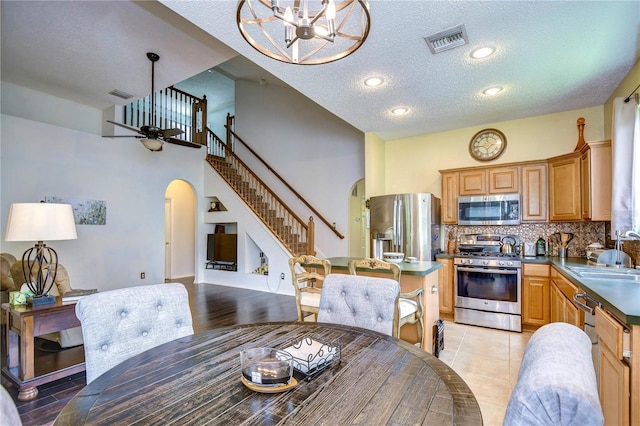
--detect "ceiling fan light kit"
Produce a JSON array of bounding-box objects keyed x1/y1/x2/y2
[
  {"x1": 237, "y1": 0, "x2": 370, "y2": 65},
  {"x1": 103, "y1": 52, "x2": 201, "y2": 151}
]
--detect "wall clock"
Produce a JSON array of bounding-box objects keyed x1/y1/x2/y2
[{"x1": 469, "y1": 128, "x2": 507, "y2": 161}]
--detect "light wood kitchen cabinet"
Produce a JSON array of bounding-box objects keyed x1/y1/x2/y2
[
  {"x1": 595, "y1": 306, "x2": 630, "y2": 426},
  {"x1": 548, "y1": 153, "x2": 582, "y2": 221},
  {"x1": 549, "y1": 267, "x2": 582, "y2": 327},
  {"x1": 522, "y1": 263, "x2": 550, "y2": 326},
  {"x1": 548, "y1": 141, "x2": 611, "y2": 222},
  {"x1": 584, "y1": 141, "x2": 612, "y2": 221},
  {"x1": 521, "y1": 163, "x2": 548, "y2": 222},
  {"x1": 441, "y1": 172, "x2": 458, "y2": 224},
  {"x1": 437, "y1": 257, "x2": 454, "y2": 318},
  {"x1": 488, "y1": 166, "x2": 519, "y2": 194},
  {"x1": 458, "y1": 170, "x2": 487, "y2": 196}
]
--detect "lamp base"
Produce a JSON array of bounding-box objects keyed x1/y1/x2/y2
[{"x1": 30, "y1": 295, "x2": 56, "y2": 306}]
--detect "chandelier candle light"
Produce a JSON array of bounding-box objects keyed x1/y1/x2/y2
[
  {"x1": 237, "y1": 0, "x2": 370, "y2": 65},
  {"x1": 4, "y1": 203, "x2": 77, "y2": 305}
]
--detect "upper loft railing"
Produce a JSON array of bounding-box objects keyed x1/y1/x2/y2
[
  {"x1": 123, "y1": 86, "x2": 207, "y2": 145},
  {"x1": 223, "y1": 115, "x2": 344, "y2": 241}
]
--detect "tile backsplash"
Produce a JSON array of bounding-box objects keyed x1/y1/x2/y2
[{"x1": 443, "y1": 222, "x2": 607, "y2": 258}]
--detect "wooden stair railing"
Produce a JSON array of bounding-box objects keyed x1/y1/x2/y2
[
  {"x1": 123, "y1": 86, "x2": 207, "y2": 145},
  {"x1": 225, "y1": 115, "x2": 344, "y2": 241},
  {"x1": 207, "y1": 130, "x2": 314, "y2": 256}
]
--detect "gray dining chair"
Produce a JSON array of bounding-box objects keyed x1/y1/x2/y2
[
  {"x1": 75, "y1": 283, "x2": 194, "y2": 384},
  {"x1": 317, "y1": 273, "x2": 400, "y2": 336},
  {"x1": 1, "y1": 384, "x2": 22, "y2": 425}
]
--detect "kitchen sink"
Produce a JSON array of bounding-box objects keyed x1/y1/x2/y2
[{"x1": 567, "y1": 266, "x2": 640, "y2": 281}]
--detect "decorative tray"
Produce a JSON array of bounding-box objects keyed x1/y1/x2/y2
[{"x1": 281, "y1": 333, "x2": 341, "y2": 381}]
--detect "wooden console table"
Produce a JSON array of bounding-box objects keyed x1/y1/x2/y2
[{"x1": 2, "y1": 299, "x2": 85, "y2": 401}]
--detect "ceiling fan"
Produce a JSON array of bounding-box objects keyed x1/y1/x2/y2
[{"x1": 105, "y1": 52, "x2": 202, "y2": 152}]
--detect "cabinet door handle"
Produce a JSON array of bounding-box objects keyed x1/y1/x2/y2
[{"x1": 431, "y1": 285, "x2": 438, "y2": 294}]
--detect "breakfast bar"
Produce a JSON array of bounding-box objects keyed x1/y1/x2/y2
[{"x1": 327, "y1": 257, "x2": 442, "y2": 352}]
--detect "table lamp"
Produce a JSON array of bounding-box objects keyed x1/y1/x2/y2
[{"x1": 4, "y1": 202, "x2": 77, "y2": 305}]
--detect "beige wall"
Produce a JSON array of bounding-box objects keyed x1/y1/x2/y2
[
  {"x1": 604, "y1": 58, "x2": 640, "y2": 139},
  {"x1": 380, "y1": 106, "x2": 604, "y2": 198},
  {"x1": 364, "y1": 132, "x2": 387, "y2": 197}
]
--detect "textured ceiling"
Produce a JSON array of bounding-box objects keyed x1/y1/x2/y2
[{"x1": 2, "y1": 1, "x2": 639, "y2": 141}]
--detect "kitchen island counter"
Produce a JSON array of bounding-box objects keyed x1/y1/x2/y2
[{"x1": 327, "y1": 257, "x2": 442, "y2": 351}]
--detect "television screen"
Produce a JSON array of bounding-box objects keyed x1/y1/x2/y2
[{"x1": 207, "y1": 234, "x2": 237, "y2": 264}]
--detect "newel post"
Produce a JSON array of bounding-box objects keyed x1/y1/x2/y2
[{"x1": 306, "y1": 217, "x2": 315, "y2": 255}]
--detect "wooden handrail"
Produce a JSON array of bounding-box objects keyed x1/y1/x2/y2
[
  {"x1": 207, "y1": 130, "x2": 313, "y2": 254},
  {"x1": 225, "y1": 126, "x2": 344, "y2": 240}
]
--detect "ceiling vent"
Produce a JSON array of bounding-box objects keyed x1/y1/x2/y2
[
  {"x1": 425, "y1": 24, "x2": 468, "y2": 54},
  {"x1": 108, "y1": 89, "x2": 133, "y2": 100}
]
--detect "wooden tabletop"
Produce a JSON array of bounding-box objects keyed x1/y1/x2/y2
[{"x1": 54, "y1": 322, "x2": 482, "y2": 425}]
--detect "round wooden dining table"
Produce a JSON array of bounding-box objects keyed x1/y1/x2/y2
[{"x1": 54, "y1": 322, "x2": 482, "y2": 425}]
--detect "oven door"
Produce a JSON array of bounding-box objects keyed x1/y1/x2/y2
[{"x1": 455, "y1": 266, "x2": 521, "y2": 314}]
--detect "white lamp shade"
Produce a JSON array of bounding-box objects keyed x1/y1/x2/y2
[{"x1": 5, "y1": 203, "x2": 78, "y2": 242}]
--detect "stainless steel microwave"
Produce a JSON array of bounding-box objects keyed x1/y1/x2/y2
[{"x1": 458, "y1": 194, "x2": 521, "y2": 225}]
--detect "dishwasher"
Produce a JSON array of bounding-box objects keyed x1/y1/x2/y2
[{"x1": 573, "y1": 292, "x2": 601, "y2": 386}]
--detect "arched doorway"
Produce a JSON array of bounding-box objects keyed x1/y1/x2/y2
[
  {"x1": 164, "y1": 179, "x2": 196, "y2": 280},
  {"x1": 348, "y1": 179, "x2": 366, "y2": 258}
]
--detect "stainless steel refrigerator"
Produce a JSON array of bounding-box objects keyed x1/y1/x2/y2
[{"x1": 369, "y1": 193, "x2": 441, "y2": 261}]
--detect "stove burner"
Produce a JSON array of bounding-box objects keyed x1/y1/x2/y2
[{"x1": 458, "y1": 252, "x2": 519, "y2": 258}]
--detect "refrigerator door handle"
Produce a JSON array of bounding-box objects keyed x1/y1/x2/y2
[{"x1": 396, "y1": 197, "x2": 403, "y2": 252}]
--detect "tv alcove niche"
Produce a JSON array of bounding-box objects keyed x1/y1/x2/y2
[{"x1": 206, "y1": 231, "x2": 237, "y2": 271}]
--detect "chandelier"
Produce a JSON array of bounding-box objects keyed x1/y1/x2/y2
[{"x1": 237, "y1": 0, "x2": 370, "y2": 65}]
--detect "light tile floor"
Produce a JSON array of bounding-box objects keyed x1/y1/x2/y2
[{"x1": 439, "y1": 320, "x2": 533, "y2": 426}]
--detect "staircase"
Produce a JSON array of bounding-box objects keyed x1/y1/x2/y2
[
  {"x1": 206, "y1": 131, "x2": 313, "y2": 257},
  {"x1": 122, "y1": 86, "x2": 341, "y2": 257}
]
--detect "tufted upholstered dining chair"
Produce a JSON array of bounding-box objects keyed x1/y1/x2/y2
[
  {"x1": 348, "y1": 258, "x2": 424, "y2": 347},
  {"x1": 75, "y1": 283, "x2": 194, "y2": 384},
  {"x1": 1, "y1": 384, "x2": 22, "y2": 425},
  {"x1": 317, "y1": 274, "x2": 400, "y2": 336},
  {"x1": 288, "y1": 255, "x2": 331, "y2": 322}
]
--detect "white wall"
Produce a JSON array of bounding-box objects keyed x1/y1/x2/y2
[
  {"x1": 165, "y1": 179, "x2": 196, "y2": 279},
  {"x1": 233, "y1": 79, "x2": 365, "y2": 257},
  {"x1": 1, "y1": 87, "x2": 205, "y2": 291}
]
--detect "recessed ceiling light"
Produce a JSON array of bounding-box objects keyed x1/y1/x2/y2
[
  {"x1": 391, "y1": 107, "x2": 409, "y2": 116},
  {"x1": 471, "y1": 47, "x2": 495, "y2": 59},
  {"x1": 364, "y1": 77, "x2": 383, "y2": 87},
  {"x1": 483, "y1": 86, "x2": 503, "y2": 96}
]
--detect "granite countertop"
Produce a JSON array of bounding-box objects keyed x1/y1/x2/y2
[
  {"x1": 327, "y1": 257, "x2": 442, "y2": 276},
  {"x1": 548, "y1": 258, "x2": 640, "y2": 326}
]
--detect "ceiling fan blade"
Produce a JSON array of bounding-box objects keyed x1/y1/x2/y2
[
  {"x1": 165, "y1": 137, "x2": 203, "y2": 149},
  {"x1": 107, "y1": 120, "x2": 144, "y2": 135},
  {"x1": 103, "y1": 135, "x2": 143, "y2": 139},
  {"x1": 160, "y1": 128, "x2": 184, "y2": 138}
]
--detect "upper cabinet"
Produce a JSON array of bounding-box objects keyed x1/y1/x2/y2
[
  {"x1": 441, "y1": 172, "x2": 458, "y2": 224},
  {"x1": 440, "y1": 163, "x2": 539, "y2": 224},
  {"x1": 548, "y1": 141, "x2": 611, "y2": 222},
  {"x1": 521, "y1": 163, "x2": 548, "y2": 222},
  {"x1": 489, "y1": 166, "x2": 520, "y2": 194}
]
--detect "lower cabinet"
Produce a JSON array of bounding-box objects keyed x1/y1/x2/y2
[
  {"x1": 549, "y1": 267, "x2": 581, "y2": 327},
  {"x1": 522, "y1": 264, "x2": 550, "y2": 326},
  {"x1": 438, "y1": 257, "x2": 454, "y2": 318},
  {"x1": 596, "y1": 306, "x2": 631, "y2": 426}
]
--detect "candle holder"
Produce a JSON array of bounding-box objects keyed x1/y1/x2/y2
[{"x1": 240, "y1": 348, "x2": 294, "y2": 389}]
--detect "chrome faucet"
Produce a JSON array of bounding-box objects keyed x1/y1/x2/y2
[
  {"x1": 619, "y1": 230, "x2": 640, "y2": 269},
  {"x1": 622, "y1": 230, "x2": 640, "y2": 239}
]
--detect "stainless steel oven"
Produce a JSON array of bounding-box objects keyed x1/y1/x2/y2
[{"x1": 454, "y1": 235, "x2": 522, "y2": 332}]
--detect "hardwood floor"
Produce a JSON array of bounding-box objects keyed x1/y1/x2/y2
[{"x1": 1, "y1": 279, "x2": 298, "y2": 426}]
